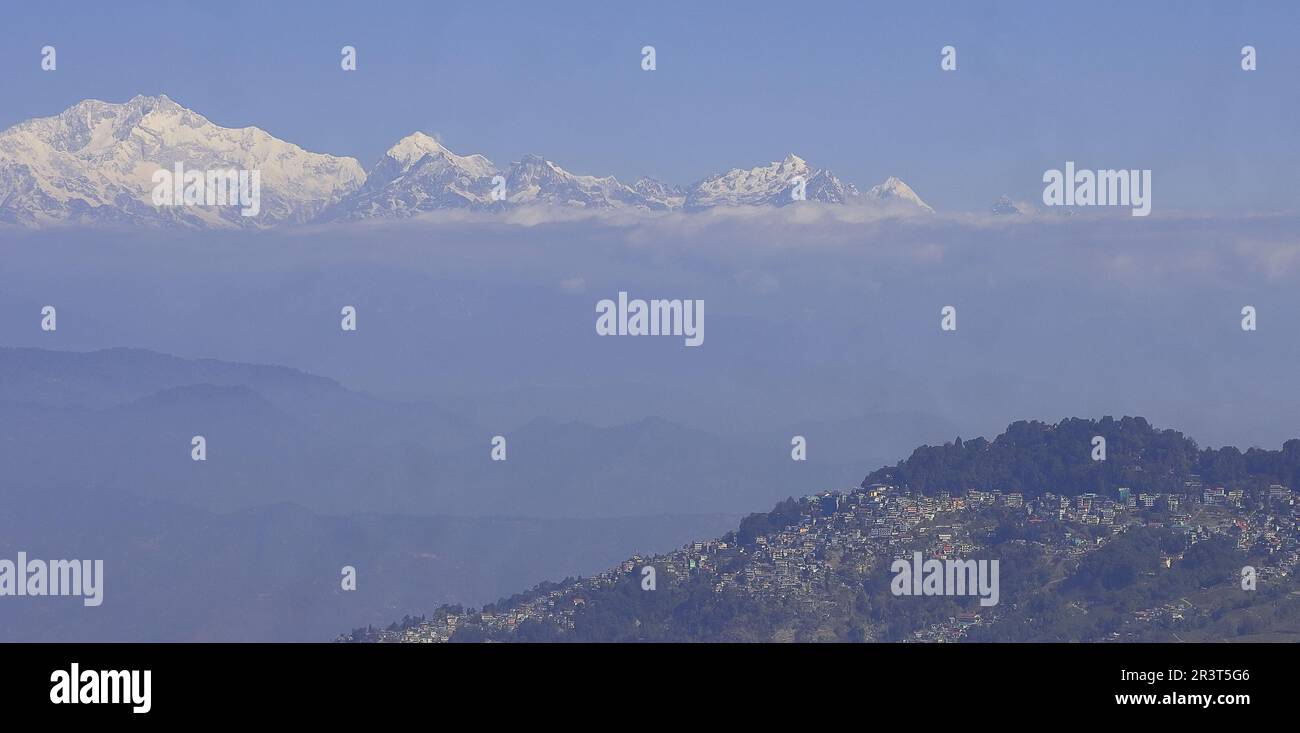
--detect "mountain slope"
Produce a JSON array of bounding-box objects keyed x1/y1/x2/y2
[{"x1": 350, "y1": 416, "x2": 1299, "y2": 643}]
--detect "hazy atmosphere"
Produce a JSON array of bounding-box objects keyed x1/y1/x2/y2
[{"x1": 1, "y1": 2, "x2": 1297, "y2": 646}]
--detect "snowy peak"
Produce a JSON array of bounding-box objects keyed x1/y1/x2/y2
[
  {"x1": 682, "y1": 154, "x2": 927, "y2": 211},
  {"x1": 35, "y1": 94, "x2": 187, "y2": 151},
  {"x1": 325, "y1": 144, "x2": 658, "y2": 219},
  {"x1": 323, "y1": 132, "x2": 500, "y2": 220},
  {"x1": 385, "y1": 132, "x2": 450, "y2": 168},
  {"x1": 503, "y1": 154, "x2": 645, "y2": 209},
  {"x1": 632, "y1": 177, "x2": 686, "y2": 211},
  {"x1": 803, "y1": 169, "x2": 863, "y2": 204},
  {"x1": 382, "y1": 132, "x2": 495, "y2": 178},
  {"x1": 863, "y1": 176, "x2": 933, "y2": 212},
  {"x1": 0, "y1": 95, "x2": 364, "y2": 228},
  {"x1": 684, "y1": 154, "x2": 815, "y2": 210}
]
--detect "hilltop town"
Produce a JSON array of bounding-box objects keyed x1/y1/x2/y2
[{"x1": 344, "y1": 473, "x2": 1299, "y2": 643}]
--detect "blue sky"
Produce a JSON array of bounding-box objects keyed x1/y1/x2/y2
[{"x1": 1, "y1": 0, "x2": 1296, "y2": 211}]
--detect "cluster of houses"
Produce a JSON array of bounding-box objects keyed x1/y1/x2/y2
[{"x1": 351, "y1": 478, "x2": 1297, "y2": 643}]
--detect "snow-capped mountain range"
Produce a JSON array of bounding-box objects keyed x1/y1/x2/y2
[{"x1": 0, "y1": 96, "x2": 932, "y2": 228}]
